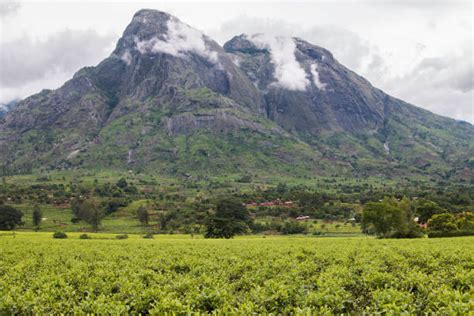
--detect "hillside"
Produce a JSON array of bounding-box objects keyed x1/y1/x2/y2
[{"x1": 0, "y1": 9, "x2": 472, "y2": 182}]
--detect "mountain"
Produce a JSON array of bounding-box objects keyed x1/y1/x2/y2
[
  {"x1": 0, "y1": 100, "x2": 19, "y2": 118},
  {"x1": 0, "y1": 9, "x2": 473, "y2": 181}
]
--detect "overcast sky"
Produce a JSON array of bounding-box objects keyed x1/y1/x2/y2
[{"x1": 0, "y1": 0, "x2": 472, "y2": 123}]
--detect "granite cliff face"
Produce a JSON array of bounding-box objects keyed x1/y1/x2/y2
[{"x1": 0, "y1": 9, "x2": 472, "y2": 180}]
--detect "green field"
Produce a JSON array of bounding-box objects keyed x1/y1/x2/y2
[{"x1": 0, "y1": 233, "x2": 472, "y2": 314}]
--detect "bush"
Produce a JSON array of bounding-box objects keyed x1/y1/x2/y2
[
  {"x1": 143, "y1": 233, "x2": 154, "y2": 239},
  {"x1": 428, "y1": 230, "x2": 474, "y2": 238},
  {"x1": 53, "y1": 232, "x2": 67, "y2": 239},
  {"x1": 281, "y1": 221, "x2": 307, "y2": 235},
  {"x1": 71, "y1": 217, "x2": 81, "y2": 224},
  {"x1": 115, "y1": 234, "x2": 128, "y2": 240},
  {"x1": 79, "y1": 234, "x2": 91, "y2": 239}
]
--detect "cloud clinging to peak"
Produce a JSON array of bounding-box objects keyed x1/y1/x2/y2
[
  {"x1": 249, "y1": 34, "x2": 309, "y2": 91},
  {"x1": 135, "y1": 18, "x2": 218, "y2": 63},
  {"x1": 0, "y1": 2, "x2": 471, "y2": 122}
]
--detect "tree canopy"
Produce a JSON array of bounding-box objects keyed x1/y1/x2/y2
[
  {"x1": 204, "y1": 197, "x2": 251, "y2": 238},
  {"x1": 0, "y1": 205, "x2": 23, "y2": 230},
  {"x1": 362, "y1": 197, "x2": 421, "y2": 238}
]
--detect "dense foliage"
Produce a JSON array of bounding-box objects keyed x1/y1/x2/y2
[
  {"x1": 71, "y1": 198, "x2": 105, "y2": 232},
  {"x1": 204, "y1": 197, "x2": 251, "y2": 238},
  {"x1": 427, "y1": 212, "x2": 474, "y2": 237},
  {"x1": 0, "y1": 170, "x2": 472, "y2": 235},
  {"x1": 32, "y1": 204, "x2": 42, "y2": 229},
  {"x1": 0, "y1": 234, "x2": 471, "y2": 314},
  {"x1": 362, "y1": 197, "x2": 422, "y2": 238},
  {"x1": 0, "y1": 204, "x2": 23, "y2": 230}
]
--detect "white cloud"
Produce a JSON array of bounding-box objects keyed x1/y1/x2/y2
[
  {"x1": 249, "y1": 34, "x2": 309, "y2": 91},
  {"x1": 0, "y1": 29, "x2": 115, "y2": 102},
  {"x1": 135, "y1": 17, "x2": 218, "y2": 63},
  {"x1": 383, "y1": 45, "x2": 474, "y2": 123},
  {"x1": 0, "y1": 3, "x2": 471, "y2": 123},
  {"x1": 120, "y1": 50, "x2": 132, "y2": 66},
  {"x1": 310, "y1": 63, "x2": 326, "y2": 91},
  {"x1": 0, "y1": 0, "x2": 20, "y2": 18},
  {"x1": 210, "y1": 15, "x2": 473, "y2": 123}
]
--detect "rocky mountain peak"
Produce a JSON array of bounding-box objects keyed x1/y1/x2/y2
[
  {"x1": 1, "y1": 9, "x2": 472, "y2": 179},
  {"x1": 112, "y1": 9, "x2": 219, "y2": 65},
  {"x1": 293, "y1": 38, "x2": 334, "y2": 63},
  {"x1": 223, "y1": 34, "x2": 269, "y2": 54},
  {"x1": 115, "y1": 9, "x2": 172, "y2": 47}
]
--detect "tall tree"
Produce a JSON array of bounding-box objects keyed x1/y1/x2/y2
[
  {"x1": 362, "y1": 197, "x2": 421, "y2": 238},
  {"x1": 416, "y1": 199, "x2": 444, "y2": 224},
  {"x1": 32, "y1": 204, "x2": 42, "y2": 230},
  {"x1": 204, "y1": 196, "x2": 251, "y2": 239},
  {"x1": 136, "y1": 206, "x2": 149, "y2": 226},
  {"x1": 71, "y1": 198, "x2": 105, "y2": 232}
]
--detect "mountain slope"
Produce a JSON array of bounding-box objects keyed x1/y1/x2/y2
[{"x1": 0, "y1": 9, "x2": 472, "y2": 181}]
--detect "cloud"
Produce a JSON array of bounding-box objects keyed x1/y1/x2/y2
[
  {"x1": 211, "y1": 16, "x2": 472, "y2": 123},
  {"x1": 211, "y1": 16, "x2": 381, "y2": 73},
  {"x1": 248, "y1": 34, "x2": 309, "y2": 91},
  {"x1": 384, "y1": 44, "x2": 474, "y2": 123},
  {"x1": 135, "y1": 17, "x2": 218, "y2": 63},
  {"x1": 0, "y1": 29, "x2": 116, "y2": 102},
  {"x1": 310, "y1": 64, "x2": 326, "y2": 90},
  {"x1": 120, "y1": 50, "x2": 132, "y2": 66},
  {"x1": 0, "y1": 0, "x2": 20, "y2": 18}
]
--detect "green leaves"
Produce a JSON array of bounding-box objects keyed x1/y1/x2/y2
[{"x1": 0, "y1": 236, "x2": 472, "y2": 313}]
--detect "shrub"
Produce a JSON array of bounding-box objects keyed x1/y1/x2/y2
[
  {"x1": 115, "y1": 234, "x2": 128, "y2": 240},
  {"x1": 427, "y1": 212, "x2": 474, "y2": 237},
  {"x1": 143, "y1": 233, "x2": 154, "y2": 239},
  {"x1": 427, "y1": 230, "x2": 474, "y2": 238},
  {"x1": 281, "y1": 221, "x2": 307, "y2": 235},
  {"x1": 53, "y1": 232, "x2": 67, "y2": 239},
  {"x1": 79, "y1": 234, "x2": 91, "y2": 239},
  {"x1": 71, "y1": 217, "x2": 81, "y2": 224}
]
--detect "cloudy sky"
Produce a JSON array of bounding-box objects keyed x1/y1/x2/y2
[{"x1": 0, "y1": 0, "x2": 472, "y2": 122}]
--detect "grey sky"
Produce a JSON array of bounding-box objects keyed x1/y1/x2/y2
[{"x1": 0, "y1": 0, "x2": 472, "y2": 122}]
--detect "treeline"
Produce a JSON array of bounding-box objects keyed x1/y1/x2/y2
[
  {"x1": 0, "y1": 175, "x2": 473, "y2": 237},
  {"x1": 362, "y1": 197, "x2": 474, "y2": 238}
]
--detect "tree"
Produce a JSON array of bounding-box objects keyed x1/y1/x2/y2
[
  {"x1": 136, "y1": 206, "x2": 149, "y2": 226},
  {"x1": 116, "y1": 178, "x2": 128, "y2": 189},
  {"x1": 204, "y1": 197, "x2": 251, "y2": 238},
  {"x1": 362, "y1": 200, "x2": 401, "y2": 238},
  {"x1": 416, "y1": 199, "x2": 444, "y2": 224},
  {"x1": 276, "y1": 182, "x2": 288, "y2": 195},
  {"x1": 0, "y1": 205, "x2": 23, "y2": 230},
  {"x1": 427, "y1": 213, "x2": 457, "y2": 232},
  {"x1": 32, "y1": 204, "x2": 42, "y2": 230},
  {"x1": 362, "y1": 197, "x2": 421, "y2": 238},
  {"x1": 71, "y1": 198, "x2": 105, "y2": 232},
  {"x1": 456, "y1": 212, "x2": 474, "y2": 230}
]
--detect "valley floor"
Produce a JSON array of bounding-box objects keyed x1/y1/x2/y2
[{"x1": 0, "y1": 232, "x2": 472, "y2": 314}]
